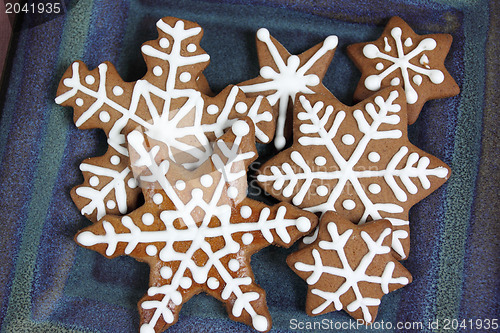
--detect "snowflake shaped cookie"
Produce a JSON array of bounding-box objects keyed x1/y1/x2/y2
[
  {"x1": 257, "y1": 87, "x2": 450, "y2": 259},
  {"x1": 239, "y1": 28, "x2": 338, "y2": 149},
  {"x1": 55, "y1": 17, "x2": 275, "y2": 222},
  {"x1": 75, "y1": 118, "x2": 318, "y2": 332},
  {"x1": 287, "y1": 211, "x2": 412, "y2": 323},
  {"x1": 347, "y1": 16, "x2": 459, "y2": 124}
]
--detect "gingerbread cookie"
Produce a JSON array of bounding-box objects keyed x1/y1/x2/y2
[
  {"x1": 75, "y1": 118, "x2": 318, "y2": 332},
  {"x1": 55, "y1": 17, "x2": 276, "y2": 222},
  {"x1": 287, "y1": 211, "x2": 412, "y2": 323},
  {"x1": 257, "y1": 86, "x2": 450, "y2": 260},
  {"x1": 239, "y1": 28, "x2": 338, "y2": 149},
  {"x1": 347, "y1": 16, "x2": 459, "y2": 124}
]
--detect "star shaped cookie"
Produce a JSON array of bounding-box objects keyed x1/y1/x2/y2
[
  {"x1": 75, "y1": 118, "x2": 318, "y2": 332},
  {"x1": 55, "y1": 17, "x2": 276, "y2": 222},
  {"x1": 347, "y1": 16, "x2": 459, "y2": 124},
  {"x1": 257, "y1": 87, "x2": 450, "y2": 259},
  {"x1": 287, "y1": 211, "x2": 412, "y2": 323},
  {"x1": 239, "y1": 28, "x2": 338, "y2": 149}
]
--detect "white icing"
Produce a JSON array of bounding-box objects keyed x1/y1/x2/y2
[
  {"x1": 142, "y1": 213, "x2": 155, "y2": 226},
  {"x1": 207, "y1": 104, "x2": 218, "y2": 114},
  {"x1": 342, "y1": 199, "x2": 355, "y2": 210},
  {"x1": 127, "y1": 178, "x2": 137, "y2": 188},
  {"x1": 179, "y1": 72, "x2": 191, "y2": 82},
  {"x1": 341, "y1": 134, "x2": 355, "y2": 145},
  {"x1": 368, "y1": 183, "x2": 381, "y2": 194},
  {"x1": 413, "y1": 74, "x2": 423, "y2": 86},
  {"x1": 240, "y1": 28, "x2": 338, "y2": 149},
  {"x1": 187, "y1": 43, "x2": 197, "y2": 52},
  {"x1": 375, "y1": 62, "x2": 384, "y2": 71},
  {"x1": 404, "y1": 37, "x2": 413, "y2": 47},
  {"x1": 200, "y1": 174, "x2": 213, "y2": 187},
  {"x1": 146, "y1": 245, "x2": 158, "y2": 256},
  {"x1": 227, "y1": 186, "x2": 238, "y2": 199},
  {"x1": 106, "y1": 200, "x2": 116, "y2": 209},
  {"x1": 175, "y1": 180, "x2": 186, "y2": 190},
  {"x1": 316, "y1": 185, "x2": 328, "y2": 197},
  {"x1": 85, "y1": 75, "x2": 95, "y2": 85},
  {"x1": 99, "y1": 111, "x2": 110, "y2": 122},
  {"x1": 160, "y1": 266, "x2": 172, "y2": 279},
  {"x1": 112, "y1": 86, "x2": 123, "y2": 96},
  {"x1": 235, "y1": 102, "x2": 248, "y2": 114},
  {"x1": 240, "y1": 205, "x2": 252, "y2": 219},
  {"x1": 362, "y1": 27, "x2": 445, "y2": 104},
  {"x1": 89, "y1": 176, "x2": 99, "y2": 187},
  {"x1": 159, "y1": 38, "x2": 169, "y2": 48},
  {"x1": 314, "y1": 156, "x2": 326, "y2": 166},
  {"x1": 293, "y1": 222, "x2": 409, "y2": 322},
  {"x1": 241, "y1": 233, "x2": 254, "y2": 245},
  {"x1": 110, "y1": 155, "x2": 120, "y2": 165},
  {"x1": 76, "y1": 98, "x2": 84, "y2": 106},
  {"x1": 258, "y1": 90, "x2": 449, "y2": 257},
  {"x1": 390, "y1": 77, "x2": 400, "y2": 86},
  {"x1": 153, "y1": 66, "x2": 163, "y2": 76},
  {"x1": 78, "y1": 119, "x2": 313, "y2": 332}
]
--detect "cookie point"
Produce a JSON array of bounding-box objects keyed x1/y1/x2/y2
[{"x1": 252, "y1": 315, "x2": 269, "y2": 332}]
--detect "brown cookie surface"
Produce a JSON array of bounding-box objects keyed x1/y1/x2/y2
[
  {"x1": 257, "y1": 86, "x2": 451, "y2": 260},
  {"x1": 347, "y1": 16, "x2": 459, "y2": 124},
  {"x1": 287, "y1": 211, "x2": 412, "y2": 323},
  {"x1": 238, "y1": 28, "x2": 338, "y2": 149},
  {"x1": 55, "y1": 17, "x2": 276, "y2": 222},
  {"x1": 75, "y1": 118, "x2": 318, "y2": 332}
]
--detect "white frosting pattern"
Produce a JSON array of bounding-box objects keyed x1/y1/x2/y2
[
  {"x1": 292, "y1": 221, "x2": 410, "y2": 322},
  {"x1": 76, "y1": 120, "x2": 314, "y2": 332},
  {"x1": 240, "y1": 28, "x2": 338, "y2": 149},
  {"x1": 56, "y1": 18, "x2": 275, "y2": 220},
  {"x1": 258, "y1": 89, "x2": 449, "y2": 259},
  {"x1": 362, "y1": 26, "x2": 445, "y2": 105}
]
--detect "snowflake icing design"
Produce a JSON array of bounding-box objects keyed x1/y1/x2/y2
[
  {"x1": 257, "y1": 87, "x2": 450, "y2": 259},
  {"x1": 239, "y1": 28, "x2": 338, "y2": 149},
  {"x1": 76, "y1": 119, "x2": 317, "y2": 332},
  {"x1": 347, "y1": 16, "x2": 459, "y2": 124},
  {"x1": 287, "y1": 212, "x2": 412, "y2": 323},
  {"x1": 55, "y1": 17, "x2": 275, "y2": 222}
]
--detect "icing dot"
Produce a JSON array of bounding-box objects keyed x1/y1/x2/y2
[
  {"x1": 153, "y1": 193, "x2": 163, "y2": 205},
  {"x1": 110, "y1": 155, "x2": 120, "y2": 165},
  {"x1": 404, "y1": 37, "x2": 413, "y2": 47},
  {"x1": 85, "y1": 75, "x2": 95, "y2": 85},
  {"x1": 75, "y1": 98, "x2": 84, "y2": 106},
  {"x1": 159, "y1": 38, "x2": 169, "y2": 48},
  {"x1": 207, "y1": 104, "x2": 219, "y2": 114},
  {"x1": 240, "y1": 205, "x2": 252, "y2": 219},
  {"x1": 160, "y1": 266, "x2": 172, "y2": 279},
  {"x1": 227, "y1": 186, "x2": 238, "y2": 199},
  {"x1": 89, "y1": 176, "x2": 99, "y2": 187},
  {"x1": 187, "y1": 43, "x2": 197, "y2": 52},
  {"x1": 368, "y1": 152, "x2": 380, "y2": 163},
  {"x1": 142, "y1": 213, "x2": 154, "y2": 226},
  {"x1": 207, "y1": 277, "x2": 219, "y2": 289},
  {"x1": 231, "y1": 120, "x2": 250, "y2": 136},
  {"x1": 235, "y1": 102, "x2": 248, "y2": 114},
  {"x1": 180, "y1": 277, "x2": 192, "y2": 289},
  {"x1": 342, "y1": 199, "x2": 356, "y2": 210},
  {"x1": 368, "y1": 183, "x2": 382, "y2": 194},
  {"x1": 112, "y1": 86, "x2": 124, "y2": 96},
  {"x1": 175, "y1": 180, "x2": 186, "y2": 190},
  {"x1": 315, "y1": 156, "x2": 326, "y2": 166},
  {"x1": 127, "y1": 178, "x2": 138, "y2": 188},
  {"x1": 241, "y1": 233, "x2": 254, "y2": 245},
  {"x1": 200, "y1": 174, "x2": 213, "y2": 187},
  {"x1": 179, "y1": 72, "x2": 191, "y2": 82},
  {"x1": 256, "y1": 28, "x2": 270, "y2": 41},
  {"x1": 375, "y1": 62, "x2": 384, "y2": 71},
  {"x1": 390, "y1": 77, "x2": 401, "y2": 86},
  {"x1": 252, "y1": 315, "x2": 269, "y2": 332},
  {"x1": 413, "y1": 75, "x2": 423, "y2": 86},
  {"x1": 99, "y1": 111, "x2": 110, "y2": 122},
  {"x1": 228, "y1": 259, "x2": 240, "y2": 272},
  {"x1": 146, "y1": 245, "x2": 157, "y2": 256},
  {"x1": 316, "y1": 185, "x2": 328, "y2": 197},
  {"x1": 106, "y1": 200, "x2": 116, "y2": 209},
  {"x1": 296, "y1": 217, "x2": 311, "y2": 233},
  {"x1": 342, "y1": 134, "x2": 355, "y2": 145},
  {"x1": 153, "y1": 66, "x2": 163, "y2": 76}
]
